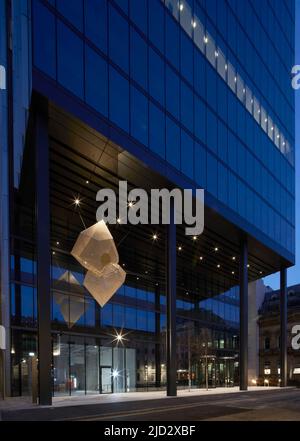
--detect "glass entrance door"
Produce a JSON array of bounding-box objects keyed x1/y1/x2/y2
[
  {"x1": 199, "y1": 356, "x2": 216, "y2": 388},
  {"x1": 100, "y1": 367, "x2": 112, "y2": 394},
  {"x1": 217, "y1": 358, "x2": 235, "y2": 387}
]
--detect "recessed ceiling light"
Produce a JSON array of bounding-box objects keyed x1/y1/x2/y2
[
  {"x1": 199, "y1": 256, "x2": 203, "y2": 261},
  {"x1": 214, "y1": 247, "x2": 218, "y2": 252},
  {"x1": 152, "y1": 234, "x2": 158, "y2": 240},
  {"x1": 115, "y1": 333, "x2": 123, "y2": 343},
  {"x1": 232, "y1": 256, "x2": 236, "y2": 261},
  {"x1": 217, "y1": 264, "x2": 221, "y2": 268},
  {"x1": 178, "y1": 246, "x2": 182, "y2": 251},
  {"x1": 193, "y1": 236, "x2": 197, "y2": 241}
]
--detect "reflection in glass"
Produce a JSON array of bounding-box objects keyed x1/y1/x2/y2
[{"x1": 70, "y1": 341, "x2": 85, "y2": 395}]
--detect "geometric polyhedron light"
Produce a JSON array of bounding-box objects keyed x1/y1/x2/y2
[
  {"x1": 54, "y1": 292, "x2": 86, "y2": 328},
  {"x1": 83, "y1": 263, "x2": 126, "y2": 307},
  {"x1": 53, "y1": 271, "x2": 86, "y2": 328},
  {"x1": 55, "y1": 270, "x2": 81, "y2": 289},
  {"x1": 71, "y1": 220, "x2": 119, "y2": 277}
]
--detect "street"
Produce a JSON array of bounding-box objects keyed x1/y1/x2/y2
[{"x1": 1, "y1": 388, "x2": 300, "y2": 421}]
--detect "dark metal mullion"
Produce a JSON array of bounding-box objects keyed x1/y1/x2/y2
[
  {"x1": 35, "y1": 103, "x2": 52, "y2": 405},
  {"x1": 166, "y1": 199, "x2": 177, "y2": 396},
  {"x1": 280, "y1": 268, "x2": 287, "y2": 387},
  {"x1": 239, "y1": 237, "x2": 248, "y2": 391}
]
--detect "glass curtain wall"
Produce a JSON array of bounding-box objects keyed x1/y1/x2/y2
[{"x1": 175, "y1": 284, "x2": 239, "y2": 389}]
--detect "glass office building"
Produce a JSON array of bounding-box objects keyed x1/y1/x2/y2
[{"x1": 0, "y1": 0, "x2": 295, "y2": 402}]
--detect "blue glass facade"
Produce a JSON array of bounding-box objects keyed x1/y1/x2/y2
[
  {"x1": 32, "y1": 0, "x2": 295, "y2": 260},
  {"x1": 3, "y1": 0, "x2": 295, "y2": 398}
]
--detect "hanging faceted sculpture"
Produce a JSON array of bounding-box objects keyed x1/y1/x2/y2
[
  {"x1": 83, "y1": 263, "x2": 126, "y2": 307},
  {"x1": 54, "y1": 270, "x2": 82, "y2": 292},
  {"x1": 54, "y1": 294, "x2": 86, "y2": 328},
  {"x1": 71, "y1": 221, "x2": 126, "y2": 307},
  {"x1": 71, "y1": 220, "x2": 119, "y2": 276},
  {"x1": 53, "y1": 271, "x2": 86, "y2": 328}
]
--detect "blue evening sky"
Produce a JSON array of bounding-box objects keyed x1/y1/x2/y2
[{"x1": 263, "y1": 0, "x2": 299, "y2": 289}]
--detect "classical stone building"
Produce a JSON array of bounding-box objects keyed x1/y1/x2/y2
[{"x1": 258, "y1": 284, "x2": 300, "y2": 386}]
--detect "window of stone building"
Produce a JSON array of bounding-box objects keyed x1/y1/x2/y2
[
  {"x1": 264, "y1": 337, "x2": 270, "y2": 350},
  {"x1": 264, "y1": 362, "x2": 271, "y2": 375}
]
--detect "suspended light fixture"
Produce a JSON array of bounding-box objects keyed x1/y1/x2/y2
[
  {"x1": 53, "y1": 271, "x2": 86, "y2": 328},
  {"x1": 83, "y1": 263, "x2": 126, "y2": 308},
  {"x1": 72, "y1": 221, "x2": 126, "y2": 307},
  {"x1": 71, "y1": 220, "x2": 119, "y2": 276},
  {"x1": 53, "y1": 271, "x2": 84, "y2": 328}
]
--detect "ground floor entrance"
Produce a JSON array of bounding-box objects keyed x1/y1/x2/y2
[
  {"x1": 5, "y1": 101, "x2": 289, "y2": 404},
  {"x1": 177, "y1": 356, "x2": 238, "y2": 389}
]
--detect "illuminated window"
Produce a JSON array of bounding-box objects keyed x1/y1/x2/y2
[
  {"x1": 179, "y1": 1, "x2": 192, "y2": 37},
  {"x1": 193, "y1": 19, "x2": 205, "y2": 53},
  {"x1": 245, "y1": 87, "x2": 253, "y2": 114},
  {"x1": 217, "y1": 49, "x2": 227, "y2": 81},
  {"x1": 274, "y1": 126, "x2": 280, "y2": 148},
  {"x1": 227, "y1": 62, "x2": 236, "y2": 93},
  {"x1": 264, "y1": 362, "x2": 271, "y2": 375},
  {"x1": 253, "y1": 98, "x2": 260, "y2": 124},
  {"x1": 205, "y1": 33, "x2": 216, "y2": 68},
  {"x1": 268, "y1": 117, "x2": 274, "y2": 142},
  {"x1": 260, "y1": 107, "x2": 267, "y2": 132},
  {"x1": 236, "y1": 75, "x2": 244, "y2": 103}
]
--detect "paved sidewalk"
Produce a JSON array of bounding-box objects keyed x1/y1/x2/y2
[
  {"x1": 51, "y1": 386, "x2": 279, "y2": 408},
  {"x1": 0, "y1": 386, "x2": 280, "y2": 414}
]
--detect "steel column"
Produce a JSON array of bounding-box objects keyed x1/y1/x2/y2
[
  {"x1": 239, "y1": 237, "x2": 248, "y2": 390},
  {"x1": 166, "y1": 200, "x2": 177, "y2": 396},
  {"x1": 0, "y1": 0, "x2": 12, "y2": 399},
  {"x1": 280, "y1": 268, "x2": 287, "y2": 387},
  {"x1": 35, "y1": 104, "x2": 52, "y2": 405},
  {"x1": 155, "y1": 283, "x2": 161, "y2": 388}
]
